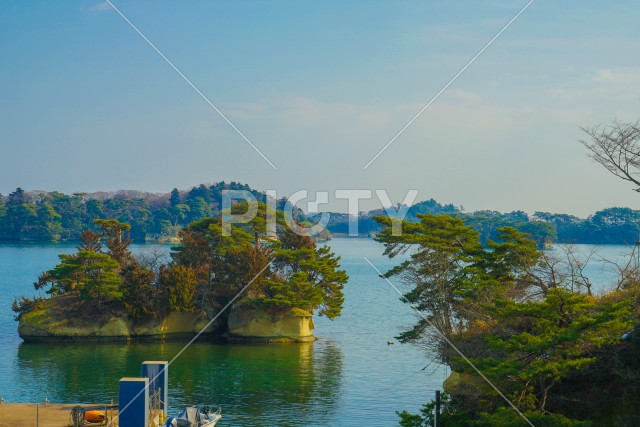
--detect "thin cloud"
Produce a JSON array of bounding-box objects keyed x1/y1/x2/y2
[
  {"x1": 445, "y1": 89, "x2": 482, "y2": 103},
  {"x1": 592, "y1": 68, "x2": 640, "y2": 84},
  {"x1": 547, "y1": 88, "x2": 584, "y2": 100},
  {"x1": 88, "y1": 2, "x2": 112, "y2": 13}
]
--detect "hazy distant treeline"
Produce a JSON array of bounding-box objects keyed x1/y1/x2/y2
[
  {"x1": 325, "y1": 201, "x2": 640, "y2": 247},
  {"x1": 0, "y1": 182, "x2": 264, "y2": 242},
  {"x1": 1, "y1": 184, "x2": 639, "y2": 246}
]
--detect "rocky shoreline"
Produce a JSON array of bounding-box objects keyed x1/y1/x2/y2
[{"x1": 18, "y1": 299, "x2": 316, "y2": 344}]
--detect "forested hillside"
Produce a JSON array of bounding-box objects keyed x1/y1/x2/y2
[
  {"x1": 0, "y1": 182, "x2": 266, "y2": 242},
  {"x1": 2, "y1": 183, "x2": 639, "y2": 245},
  {"x1": 324, "y1": 202, "x2": 640, "y2": 246}
]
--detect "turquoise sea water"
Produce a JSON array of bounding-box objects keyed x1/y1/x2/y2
[{"x1": 0, "y1": 239, "x2": 632, "y2": 426}]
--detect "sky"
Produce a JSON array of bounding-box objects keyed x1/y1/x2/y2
[{"x1": 2, "y1": 0, "x2": 640, "y2": 216}]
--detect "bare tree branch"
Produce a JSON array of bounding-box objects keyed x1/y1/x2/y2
[{"x1": 580, "y1": 119, "x2": 640, "y2": 191}]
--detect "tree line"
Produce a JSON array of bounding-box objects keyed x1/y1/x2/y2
[
  {"x1": 325, "y1": 201, "x2": 640, "y2": 247},
  {"x1": 2, "y1": 183, "x2": 640, "y2": 247},
  {"x1": 0, "y1": 182, "x2": 266, "y2": 242}
]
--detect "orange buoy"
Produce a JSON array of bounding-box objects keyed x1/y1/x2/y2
[{"x1": 84, "y1": 410, "x2": 106, "y2": 423}]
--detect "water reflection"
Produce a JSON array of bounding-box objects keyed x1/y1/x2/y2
[{"x1": 16, "y1": 340, "x2": 343, "y2": 426}]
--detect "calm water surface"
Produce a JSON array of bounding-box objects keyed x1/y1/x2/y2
[{"x1": 0, "y1": 239, "x2": 631, "y2": 426}]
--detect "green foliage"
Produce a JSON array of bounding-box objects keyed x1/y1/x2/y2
[
  {"x1": 465, "y1": 287, "x2": 634, "y2": 419},
  {"x1": 3, "y1": 184, "x2": 636, "y2": 245},
  {"x1": 0, "y1": 196, "x2": 7, "y2": 218},
  {"x1": 536, "y1": 207, "x2": 640, "y2": 244},
  {"x1": 253, "y1": 228, "x2": 347, "y2": 319},
  {"x1": 16, "y1": 204, "x2": 347, "y2": 332},
  {"x1": 76, "y1": 250, "x2": 123, "y2": 307},
  {"x1": 375, "y1": 214, "x2": 487, "y2": 338},
  {"x1": 171, "y1": 217, "x2": 255, "y2": 297},
  {"x1": 269, "y1": 216, "x2": 346, "y2": 317},
  {"x1": 38, "y1": 249, "x2": 123, "y2": 311},
  {"x1": 78, "y1": 230, "x2": 102, "y2": 252},
  {"x1": 0, "y1": 196, "x2": 7, "y2": 235},
  {"x1": 397, "y1": 392, "x2": 452, "y2": 427},
  {"x1": 170, "y1": 205, "x2": 348, "y2": 319},
  {"x1": 0, "y1": 182, "x2": 271, "y2": 242},
  {"x1": 472, "y1": 408, "x2": 591, "y2": 426},
  {"x1": 162, "y1": 265, "x2": 197, "y2": 312},
  {"x1": 11, "y1": 295, "x2": 44, "y2": 321},
  {"x1": 330, "y1": 202, "x2": 640, "y2": 246},
  {"x1": 29, "y1": 222, "x2": 137, "y2": 314},
  {"x1": 378, "y1": 214, "x2": 639, "y2": 425},
  {"x1": 94, "y1": 219, "x2": 133, "y2": 264},
  {"x1": 121, "y1": 262, "x2": 156, "y2": 319},
  {"x1": 325, "y1": 198, "x2": 458, "y2": 236},
  {"x1": 453, "y1": 210, "x2": 556, "y2": 248},
  {"x1": 187, "y1": 196, "x2": 211, "y2": 224},
  {"x1": 170, "y1": 188, "x2": 181, "y2": 207},
  {"x1": 36, "y1": 203, "x2": 62, "y2": 240},
  {"x1": 171, "y1": 204, "x2": 190, "y2": 227},
  {"x1": 40, "y1": 253, "x2": 86, "y2": 295}
]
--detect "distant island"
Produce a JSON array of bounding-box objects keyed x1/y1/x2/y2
[
  {"x1": 323, "y1": 201, "x2": 640, "y2": 248},
  {"x1": 0, "y1": 182, "x2": 278, "y2": 243},
  {"x1": 13, "y1": 207, "x2": 348, "y2": 343},
  {"x1": 2, "y1": 181, "x2": 639, "y2": 248}
]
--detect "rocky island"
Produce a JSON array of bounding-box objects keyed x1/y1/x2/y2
[
  {"x1": 14, "y1": 208, "x2": 347, "y2": 343},
  {"x1": 18, "y1": 302, "x2": 315, "y2": 342}
]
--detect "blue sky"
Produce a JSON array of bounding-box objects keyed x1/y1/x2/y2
[{"x1": 2, "y1": 1, "x2": 640, "y2": 216}]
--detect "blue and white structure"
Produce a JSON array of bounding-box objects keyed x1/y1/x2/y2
[
  {"x1": 118, "y1": 377, "x2": 149, "y2": 427},
  {"x1": 141, "y1": 361, "x2": 169, "y2": 417}
]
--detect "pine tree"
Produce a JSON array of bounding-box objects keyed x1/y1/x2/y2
[
  {"x1": 162, "y1": 265, "x2": 197, "y2": 312},
  {"x1": 94, "y1": 219, "x2": 134, "y2": 265}
]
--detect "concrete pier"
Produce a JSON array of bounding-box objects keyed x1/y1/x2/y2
[{"x1": 0, "y1": 403, "x2": 117, "y2": 427}]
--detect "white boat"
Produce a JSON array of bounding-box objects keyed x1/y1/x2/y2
[{"x1": 164, "y1": 406, "x2": 222, "y2": 427}]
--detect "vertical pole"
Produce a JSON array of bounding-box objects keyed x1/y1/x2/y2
[
  {"x1": 435, "y1": 390, "x2": 441, "y2": 427},
  {"x1": 36, "y1": 403, "x2": 39, "y2": 427}
]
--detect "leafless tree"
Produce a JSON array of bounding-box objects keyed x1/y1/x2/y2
[
  {"x1": 135, "y1": 246, "x2": 171, "y2": 310},
  {"x1": 599, "y1": 245, "x2": 640, "y2": 291},
  {"x1": 580, "y1": 119, "x2": 640, "y2": 191},
  {"x1": 522, "y1": 245, "x2": 598, "y2": 297},
  {"x1": 135, "y1": 246, "x2": 170, "y2": 279},
  {"x1": 562, "y1": 245, "x2": 596, "y2": 295}
]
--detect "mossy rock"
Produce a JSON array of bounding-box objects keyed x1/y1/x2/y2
[
  {"x1": 129, "y1": 311, "x2": 219, "y2": 339},
  {"x1": 18, "y1": 298, "x2": 221, "y2": 342},
  {"x1": 18, "y1": 296, "x2": 313, "y2": 344},
  {"x1": 227, "y1": 306, "x2": 316, "y2": 343}
]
